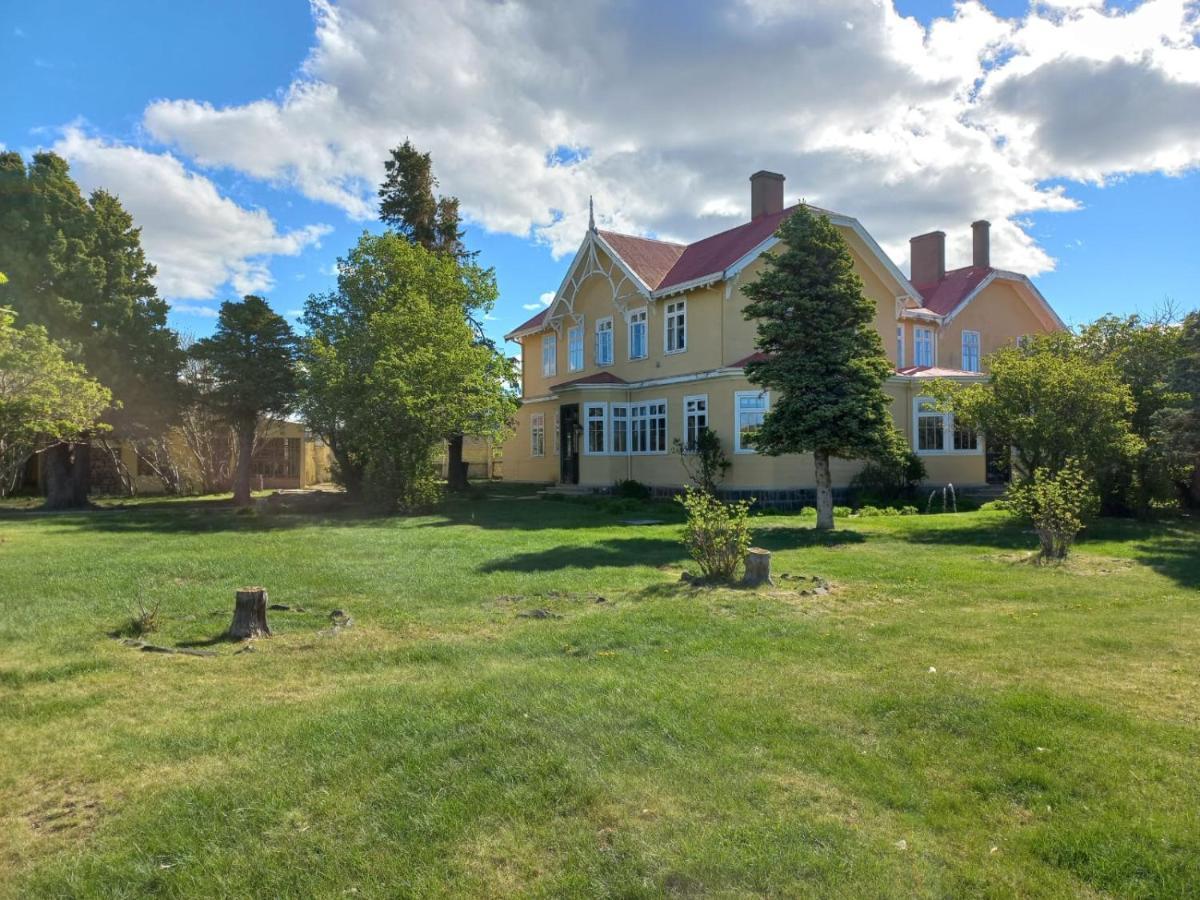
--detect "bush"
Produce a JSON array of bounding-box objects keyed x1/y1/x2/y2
[
  {"x1": 677, "y1": 488, "x2": 753, "y2": 582},
  {"x1": 898, "y1": 505, "x2": 919, "y2": 516},
  {"x1": 851, "y1": 444, "x2": 927, "y2": 506},
  {"x1": 614, "y1": 479, "x2": 651, "y2": 500},
  {"x1": 798, "y1": 506, "x2": 817, "y2": 518},
  {"x1": 833, "y1": 506, "x2": 852, "y2": 518},
  {"x1": 1005, "y1": 460, "x2": 1098, "y2": 561},
  {"x1": 673, "y1": 426, "x2": 731, "y2": 495}
]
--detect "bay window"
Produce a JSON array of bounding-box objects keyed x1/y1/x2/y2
[
  {"x1": 584, "y1": 403, "x2": 607, "y2": 454},
  {"x1": 683, "y1": 395, "x2": 708, "y2": 451},
  {"x1": 630, "y1": 400, "x2": 667, "y2": 453},
  {"x1": 914, "y1": 397, "x2": 981, "y2": 455},
  {"x1": 610, "y1": 404, "x2": 628, "y2": 454}
]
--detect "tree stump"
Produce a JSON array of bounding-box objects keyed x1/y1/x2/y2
[
  {"x1": 743, "y1": 548, "x2": 773, "y2": 587},
  {"x1": 229, "y1": 587, "x2": 271, "y2": 640}
]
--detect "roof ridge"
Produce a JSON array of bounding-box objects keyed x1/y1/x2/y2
[{"x1": 598, "y1": 229, "x2": 687, "y2": 248}]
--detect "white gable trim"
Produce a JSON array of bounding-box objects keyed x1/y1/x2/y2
[{"x1": 940, "y1": 270, "x2": 1065, "y2": 331}]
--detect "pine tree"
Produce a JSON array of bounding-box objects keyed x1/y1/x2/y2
[
  {"x1": 191, "y1": 296, "x2": 297, "y2": 506},
  {"x1": 742, "y1": 205, "x2": 895, "y2": 530}
]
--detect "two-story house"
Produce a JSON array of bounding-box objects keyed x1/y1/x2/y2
[{"x1": 501, "y1": 171, "x2": 1064, "y2": 499}]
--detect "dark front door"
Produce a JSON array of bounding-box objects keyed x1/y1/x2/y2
[{"x1": 559, "y1": 404, "x2": 580, "y2": 485}]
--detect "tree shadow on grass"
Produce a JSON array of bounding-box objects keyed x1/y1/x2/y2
[
  {"x1": 749, "y1": 526, "x2": 867, "y2": 550},
  {"x1": 478, "y1": 536, "x2": 684, "y2": 573}
]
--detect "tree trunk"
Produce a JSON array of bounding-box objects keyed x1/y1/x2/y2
[
  {"x1": 232, "y1": 423, "x2": 254, "y2": 506},
  {"x1": 43, "y1": 441, "x2": 91, "y2": 510},
  {"x1": 743, "y1": 548, "x2": 772, "y2": 587},
  {"x1": 228, "y1": 587, "x2": 271, "y2": 640},
  {"x1": 814, "y1": 448, "x2": 834, "y2": 531},
  {"x1": 446, "y1": 434, "x2": 469, "y2": 491}
]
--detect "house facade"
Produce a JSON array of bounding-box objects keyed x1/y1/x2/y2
[{"x1": 501, "y1": 171, "x2": 1064, "y2": 497}]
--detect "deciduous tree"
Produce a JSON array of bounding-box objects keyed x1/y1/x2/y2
[
  {"x1": 0, "y1": 308, "x2": 110, "y2": 495},
  {"x1": 741, "y1": 205, "x2": 896, "y2": 530}
]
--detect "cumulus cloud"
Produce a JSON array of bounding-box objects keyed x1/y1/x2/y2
[
  {"x1": 142, "y1": 0, "x2": 1200, "y2": 277},
  {"x1": 52, "y1": 127, "x2": 332, "y2": 300}
]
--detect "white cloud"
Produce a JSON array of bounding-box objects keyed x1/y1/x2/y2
[
  {"x1": 141, "y1": 0, "x2": 1200, "y2": 276},
  {"x1": 522, "y1": 291, "x2": 556, "y2": 311},
  {"x1": 170, "y1": 302, "x2": 219, "y2": 318},
  {"x1": 52, "y1": 126, "x2": 332, "y2": 300}
]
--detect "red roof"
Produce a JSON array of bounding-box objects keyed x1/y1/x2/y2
[
  {"x1": 729, "y1": 351, "x2": 769, "y2": 369},
  {"x1": 657, "y1": 205, "x2": 799, "y2": 292},
  {"x1": 597, "y1": 231, "x2": 685, "y2": 289},
  {"x1": 912, "y1": 266, "x2": 993, "y2": 316},
  {"x1": 550, "y1": 371, "x2": 628, "y2": 390},
  {"x1": 508, "y1": 307, "x2": 549, "y2": 336}
]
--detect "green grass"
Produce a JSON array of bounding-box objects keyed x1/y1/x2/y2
[{"x1": 0, "y1": 488, "x2": 1198, "y2": 898}]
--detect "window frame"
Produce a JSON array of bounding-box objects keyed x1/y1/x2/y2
[
  {"x1": 594, "y1": 316, "x2": 614, "y2": 367},
  {"x1": 734, "y1": 389, "x2": 770, "y2": 454},
  {"x1": 629, "y1": 399, "x2": 668, "y2": 455},
  {"x1": 912, "y1": 396, "x2": 982, "y2": 457},
  {"x1": 627, "y1": 307, "x2": 648, "y2": 361},
  {"x1": 961, "y1": 330, "x2": 980, "y2": 373},
  {"x1": 541, "y1": 334, "x2": 557, "y2": 378},
  {"x1": 914, "y1": 326, "x2": 934, "y2": 368},
  {"x1": 896, "y1": 324, "x2": 905, "y2": 367},
  {"x1": 610, "y1": 403, "x2": 628, "y2": 454},
  {"x1": 567, "y1": 321, "x2": 585, "y2": 372},
  {"x1": 682, "y1": 394, "x2": 708, "y2": 452},
  {"x1": 530, "y1": 412, "x2": 545, "y2": 458},
  {"x1": 583, "y1": 402, "x2": 607, "y2": 455},
  {"x1": 664, "y1": 299, "x2": 687, "y2": 354}
]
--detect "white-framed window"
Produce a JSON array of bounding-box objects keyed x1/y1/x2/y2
[
  {"x1": 567, "y1": 322, "x2": 584, "y2": 372},
  {"x1": 584, "y1": 402, "x2": 607, "y2": 455},
  {"x1": 630, "y1": 400, "x2": 667, "y2": 454},
  {"x1": 913, "y1": 397, "x2": 981, "y2": 455},
  {"x1": 610, "y1": 404, "x2": 628, "y2": 454},
  {"x1": 683, "y1": 394, "x2": 708, "y2": 451},
  {"x1": 542, "y1": 334, "x2": 557, "y2": 377},
  {"x1": 531, "y1": 413, "x2": 545, "y2": 457},
  {"x1": 914, "y1": 327, "x2": 934, "y2": 367},
  {"x1": 595, "y1": 316, "x2": 613, "y2": 366},
  {"x1": 734, "y1": 390, "x2": 769, "y2": 453},
  {"x1": 665, "y1": 299, "x2": 686, "y2": 353},
  {"x1": 628, "y1": 308, "x2": 648, "y2": 360},
  {"x1": 962, "y1": 330, "x2": 980, "y2": 372},
  {"x1": 896, "y1": 325, "x2": 905, "y2": 367}
]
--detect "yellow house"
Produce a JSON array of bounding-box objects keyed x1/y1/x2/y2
[{"x1": 501, "y1": 171, "x2": 1064, "y2": 500}]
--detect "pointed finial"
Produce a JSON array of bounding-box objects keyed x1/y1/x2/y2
[{"x1": 588, "y1": 195, "x2": 595, "y2": 232}]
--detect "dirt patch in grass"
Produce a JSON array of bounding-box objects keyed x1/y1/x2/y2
[{"x1": 19, "y1": 779, "x2": 104, "y2": 840}]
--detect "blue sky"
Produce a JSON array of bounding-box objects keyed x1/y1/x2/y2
[{"x1": 4, "y1": 0, "x2": 1198, "y2": 347}]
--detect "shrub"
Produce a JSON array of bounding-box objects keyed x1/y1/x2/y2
[
  {"x1": 898, "y1": 505, "x2": 919, "y2": 516},
  {"x1": 677, "y1": 488, "x2": 753, "y2": 582},
  {"x1": 798, "y1": 506, "x2": 817, "y2": 518},
  {"x1": 673, "y1": 426, "x2": 732, "y2": 495},
  {"x1": 614, "y1": 479, "x2": 651, "y2": 500},
  {"x1": 856, "y1": 505, "x2": 882, "y2": 517},
  {"x1": 1005, "y1": 460, "x2": 1098, "y2": 561},
  {"x1": 851, "y1": 444, "x2": 927, "y2": 506},
  {"x1": 833, "y1": 506, "x2": 852, "y2": 518},
  {"x1": 123, "y1": 599, "x2": 162, "y2": 637}
]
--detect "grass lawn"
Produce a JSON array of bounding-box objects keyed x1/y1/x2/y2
[{"x1": 0, "y1": 488, "x2": 1197, "y2": 898}]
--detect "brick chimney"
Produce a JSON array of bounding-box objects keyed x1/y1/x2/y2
[
  {"x1": 910, "y1": 231, "x2": 946, "y2": 285},
  {"x1": 972, "y1": 220, "x2": 991, "y2": 269},
  {"x1": 750, "y1": 170, "x2": 785, "y2": 219}
]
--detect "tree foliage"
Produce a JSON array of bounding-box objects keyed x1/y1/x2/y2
[
  {"x1": 1159, "y1": 311, "x2": 1200, "y2": 506},
  {"x1": 0, "y1": 151, "x2": 183, "y2": 505},
  {"x1": 378, "y1": 140, "x2": 466, "y2": 259},
  {"x1": 191, "y1": 296, "x2": 297, "y2": 505},
  {"x1": 673, "y1": 426, "x2": 731, "y2": 496},
  {"x1": 933, "y1": 333, "x2": 1140, "y2": 486},
  {"x1": 0, "y1": 307, "x2": 110, "y2": 495},
  {"x1": 741, "y1": 205, "x2": 897, "y2": 530},
  {"x1": 302, "y1": 232, "x2": 517, "y2": 510}
]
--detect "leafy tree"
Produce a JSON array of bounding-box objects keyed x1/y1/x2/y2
[
  {"x1": 0, "y1": 152, "x2": 183, "y2": 507},
  {"x1": 1076, "y1": 313, "x2": 1186, "y2": 514},
  {"x1": 742, "y1": 205, "x2": 896, "y2": 530},
  {"x1": 302, "y1": 232, "x2": 517, "y2": 510},
  {"x1": 0, "y1": 308, "x2": 111, "y2": 495},
  {"x1": 377, "y1": 140, "x2": 497, "y2": 490},
  {"x1": 934, "y1": 333, "x2": 1141, "y2": 489},
  {"x1": 1159, "y1": 311, "x2": 1200, "y2": 506},
  {"x1": 190, "y1": 296, "x2": 297, "y2": 505}
]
